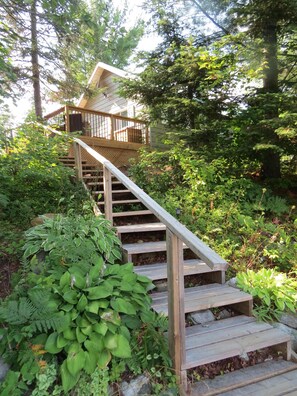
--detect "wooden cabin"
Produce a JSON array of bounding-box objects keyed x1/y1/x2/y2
[{"x1": 44, "y1": 62, "x2": 150, "y2": 168}]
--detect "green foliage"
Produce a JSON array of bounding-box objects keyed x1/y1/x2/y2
[
  {"x1": 127, "y1": 311, "x2": 177, "y2": 394},
  {"x1": 237, "y1": 268, "x2": 297, "y2": 321},
  {"x1": 130, "y1": 145, "x2": 297, "y2": 273},
  {"x1": 0, "y1": 214, "x2": 157, "y2": 394},
  {"x1": 0, "y1": 123, "x2": 90, "y2": 226}
]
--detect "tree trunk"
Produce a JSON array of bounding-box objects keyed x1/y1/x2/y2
[
  {"x1": 31, "y1": 0, "x2": 43, "y2": 119},
  {"x1": 260, "y1": 21, "x2": 281, "y2": 178}
]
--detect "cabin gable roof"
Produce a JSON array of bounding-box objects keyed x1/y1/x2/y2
[{"x1": 77, "y1": 62, "x2": 134, "y2": 108}]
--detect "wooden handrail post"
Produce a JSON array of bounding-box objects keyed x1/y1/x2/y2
[
  {"x1": 73, "y1": 142, "x2": 83, "y2": 181},
  {"x1": 65, "y1": 105, "x2": 70, "y2": 133},
  {"x1": 166, "y1": 229, "x2": 187, "y2": 391},
  {"x1": 103, "y1": 166, "x2": 113, "y2": 224}
]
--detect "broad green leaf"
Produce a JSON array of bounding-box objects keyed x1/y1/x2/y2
[
  {"x1": 86, "y1": 301, "x2": 101, "y2": 314},
  {"x1": 63, "y1": 328, "x2": 76, "y2": 341},
  {"x1": 93, "y1": 321, "x2": 108, "y2": 336},
  {"x1": 97, "y1": 350, "x2": 111, "y2": 368},
  {"x1": 61, "y1": 360, "x2": 80, "y2": 393},
  {"x1": 60, "y1": 272, "x2": 71, "y2": 288},
  {"x1": 111, "y1": 334, "x2": 131, "y2": 358},
  {"x1": 111, "y1": 298, "x2": 137, "y2": 315},
  {"x1": 76, "y1": 327, "x2": 87, "y2": 343},
  {"x1": 77, "y1": 294, "x2": 88, "y2": 311},
  {"x1": 45, "y1": 332, "x2": 62, "y2": 354},
  {"x1": 63, "y1": 290, "x2": 78, "y2": 304},
  {"x1": 81, "y1": 325, "x2": 93, "y2": 336},
  {"x1": 84, "y1": 350, "x2": 98, "y2": 374},
  {"x1": 122, "y1": 315, "x2": 141, "y2": 330},
  {"x1": 66, "y1": 347, "x2": 86, "y2": 376},
  {"x1": 104, "y1": 333, "x2": 118, "y2": 350},
  {"x1": 87, "y1": 285, "x2": 113, "y2": 299},
  {"x1": 57, "y1": 334, "x2": 69, "y2": 348},
  {"x1": 84, "y1": 337, "x2": 104, "y2": 353}
]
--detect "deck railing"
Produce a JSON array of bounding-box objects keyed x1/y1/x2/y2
[
  {"x1": 38, "y1": 123, "x2": 227, "y2": 387},
  {"x1": 44, "y1": 105, "x2": 149, "y2": 145}
]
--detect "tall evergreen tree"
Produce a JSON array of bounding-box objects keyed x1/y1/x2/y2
[{"x1": 0, "y1": 0, "x2": 143, "y2": 117}]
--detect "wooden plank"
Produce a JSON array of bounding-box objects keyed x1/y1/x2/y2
[
  {"x1": 166, "y1": 229, "x2": 187, "y2": 389},
  {"x1": 185, "y1": 316, "x2": 256, "y2": 338},
  {"x1": 219, "y1": 369, "x2": 297, "y2": 396},
  {"x1": 184, "y1": 328, "x2": 290, "y2": 369},
  {"x1": 117, "y1": 222, "x2": 166, "y2": 234},
  {"x1": 97, "y1": 199, "x2": 140, "y2": 205},
  {"x1": 112, "y1": 210, "x2": 152, "y2": 217},
  {"x1": 94, "y1": 190, "x2": 131, "y2": 195},
  {"x1": 186, "y1": 321, "x2": 272, "y2": 350},
  {"x1": 73, "y1": 138, "x2": 228, "y2": 269},
  {"x1": 103, "y1": 167, "x2": 113, "y2": 224},
  {"x1": 190, "y1": 361, "x2": 297, "y2": 396},
  {"x1": 151, "y1": 284, "x2": 252, "y2": 315},
  {"x1": 123, "y1": 240, "x2": 187, "y2": 255},
  {"x1": 133, "y1": 259, "x2": 226, "y2": 281}
]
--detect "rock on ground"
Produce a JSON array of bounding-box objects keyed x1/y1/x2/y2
[
  {"x1": 120, "y1": 374, "x2": 152, "y2": 396},
  {"x1": 279, "y1": 313, "x2": 297, "y2": 330},
  {"x1": 189, "y1": 310, "x2": 215, "y2": 325},
  {"x1": 0, "y1": 358, "x2": 9, "y2": 382}
]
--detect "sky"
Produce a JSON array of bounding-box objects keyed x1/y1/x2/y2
[{"x1": 5, "y1": 0, "x2": 160, "y2": 125}]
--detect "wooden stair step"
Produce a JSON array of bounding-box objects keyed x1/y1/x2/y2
[
  {"x1": 112, "y1": 210, "x2": 153, "y2": 217},
  {"x1": 151, "y1": 283, "x2": 252, "y2": 315},
  {"x1": 96, "y1": 199, "x2": 140, "y2": 205},
  {"x1": 86, "y1": 180, "x2": 122, "y2": 185},
  {"x1": 190, "y1": 359, "x2": 297, "y2": 396},
  {"x1": 122, "y1": 240, "x2": 187, "y2": 257},
  {"x1": 182, "y1": 316, "x2": 291, "y2": 370},
  {"x1": 92, "y1": 189, "x2": 131, "y2": 195},
  {"x1": 117, "y1": 222, "x2": 166, "y2": 235},
  {"x1": 133, "y1": 259, "x2": 227, "y2": 281},
  {"x1": 213, "y1": 368, "x2": 297, "y2": 396}
]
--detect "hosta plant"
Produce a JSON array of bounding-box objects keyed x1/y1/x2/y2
[
  {"x1": 0, "y1": 214, "x2": 154, "y2": 394},
  {"x1": 237, "y1": 268, "x2": 297, "y2": 321}
]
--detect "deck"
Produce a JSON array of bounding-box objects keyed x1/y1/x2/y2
[{"x1": 44, "y1": 105, "x2": 149, "y2": 167}]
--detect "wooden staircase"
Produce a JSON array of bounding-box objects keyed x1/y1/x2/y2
[{"x1": 60, "y1": 153, "x2": 296, "y2": 395}]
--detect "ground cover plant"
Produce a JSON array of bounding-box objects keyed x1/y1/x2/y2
[{"x1": 0, "y1": 214, "x2": 175, "y2": 395}]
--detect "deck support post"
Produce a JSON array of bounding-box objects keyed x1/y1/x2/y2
[
  {"x1": 73, "y1": 142, "x2": 83, "y2": 181},
  {"x1": 103, "y1": 166, "x2": 113, "y2": 224},
  {"x1": 166, "y1": 229, "x2": 187, "y2": 391}
]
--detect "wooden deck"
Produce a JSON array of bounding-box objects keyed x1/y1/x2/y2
[{"x1": 45, "y1": 105, "x2": 149, "y2": 168}]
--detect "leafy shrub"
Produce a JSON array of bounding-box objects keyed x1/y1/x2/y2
[
  {"x1": 0, "y1": 123, "x2": 90, "y2": 226},
  {"x1": 0, "y1": 215, "x2": 156, "y2": 394},
  {"x1": 237, "y1": 268, "x2": 297, "y2": 321},
  {"x1": 130, "y1": 144, "x2": 297, "y2": 273}
]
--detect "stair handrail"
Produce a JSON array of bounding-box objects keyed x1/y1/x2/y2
[
  {"x1": 37, "y1": 122, "x2": 227, "y2": 269},
  {"x1": 77, "y1": 136, "x2": 227, "y2": 268},
  {"x1": 37, "y1": 122, "x2": 228, "y2": 387}
]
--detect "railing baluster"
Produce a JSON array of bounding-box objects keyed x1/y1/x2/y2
[
  {"x1": 65, "y1": 105, "x2": 70, "y2": 133},
  {"x1": 73, "y1": 142, "x2": 83, "y2": 181},
  {"x1": 110, "y1": 115, "x2": 115, "y2": 141},
  {"x1": 103, "y1": 166, "x2": 113, "y2": 224},
  {"x1": 166, "y1": 228, "x2": 187, "y2": 389}
]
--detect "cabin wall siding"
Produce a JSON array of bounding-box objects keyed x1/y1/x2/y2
[{"x1": 85, "y1": 71, "x2": 135, "y2": 116}]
